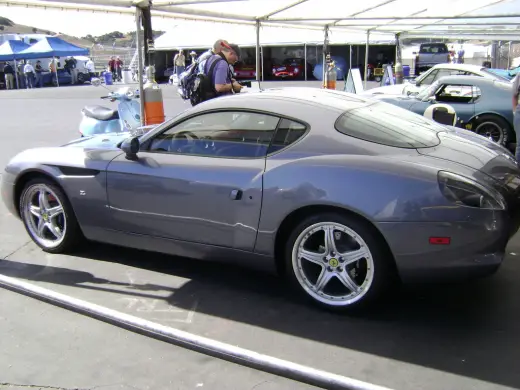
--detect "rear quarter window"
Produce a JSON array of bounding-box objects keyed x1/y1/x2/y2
[
  {"x1": 334, "y1": 102, "x2": 443, "y2": 149},
  {"x1": 268, "y1": 118, "x2": 307, "y2": 154}
]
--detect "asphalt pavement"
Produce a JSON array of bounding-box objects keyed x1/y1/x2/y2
[{"x1": 1, "y1": 81, "x2": 520, "y2": 390}]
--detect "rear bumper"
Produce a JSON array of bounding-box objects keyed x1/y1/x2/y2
[{"x1": 377, "y1": 215, "x2": 517, "y2": 283}]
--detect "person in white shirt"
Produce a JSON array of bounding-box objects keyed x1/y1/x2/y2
[
  {"x1": 23, "y1": 61, "x2": 35, "y2": 89},
  {"x1": 85, "y1": 58, "x2": 95, "y2": 79},
  {"x1": 173, "y1": 50, "x2": 186, "y2": 77}
]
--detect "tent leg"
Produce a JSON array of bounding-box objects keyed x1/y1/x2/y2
[
  {"x1": 364, "y1": 30, "x2": 370, "y2": 90},
  {"x1": 135, "y1": 7, "x2": 145, "y2": 127},
  {"x1": 304, "y1": 43, "x2": 307, "y2": 81},
  {"x1": 349, "y1": 44, "x2": 352, "y2": 74},
  {"x1": 507, "y1": 41, "x2": 511, "y2": 69},
  {"x1": 322, "y1": 25, "x2": 329, "y2": 83},
  {"x1": 261, "y1": 46, "x2": 264, "y2": 82},
  {"x1": 255, "y1": 20, "x2": 260, "y2": 82},
  {"x1": 14, "y1": 59, "x2": 19, "y2": 90},
  {"x1": 55, "y1": 58, "x2": 59, "y2": 87}
]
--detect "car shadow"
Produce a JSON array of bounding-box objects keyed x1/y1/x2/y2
[{"x1": 3, "y1": 241, "x2": 520, "y2": 389}]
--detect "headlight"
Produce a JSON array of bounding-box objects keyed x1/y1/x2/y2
[{"x1": 438, "y1": 171, "x2": 506, "y2": 210}]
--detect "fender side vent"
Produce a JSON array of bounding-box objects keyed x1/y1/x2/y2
[{"x1": 54, "y1": 166, "x2": 100, "y2": 176}]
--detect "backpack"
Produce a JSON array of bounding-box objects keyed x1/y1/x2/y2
[{"x1": 178, "y1": 55, "x2": 224, "y2": 106}]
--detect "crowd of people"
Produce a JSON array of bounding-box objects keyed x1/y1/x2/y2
[{"x1": 2, "y1": 56, "x2": 96, "y2": 89}]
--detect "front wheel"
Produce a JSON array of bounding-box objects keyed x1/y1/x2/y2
[
  {"x1": 285, "y1": 213, "x2": 396, "y2": 311},
  {"x1": 76, "y1": 72, "x2": 86, "y2": 84},
  {"x1": 20, "y1": 178, "x2": 83, "y2": 253}
]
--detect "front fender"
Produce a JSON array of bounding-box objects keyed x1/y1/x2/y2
[{"x1": 4, "y1": 147, "x2": 122, "y2": 231}]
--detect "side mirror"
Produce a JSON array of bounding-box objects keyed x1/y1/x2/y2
[
  {"x1": 91, "y1": 77, "x2": 102, "y2": 87},
  {"x1": 120, "y1": 136, "x2": 140, "y2": 160},
  {"x1": 412, "y1": 51, "x2": 417, "y2": 55},
  {"x1": 427, "y1": 96, "x2": 437, "y2": 103}
]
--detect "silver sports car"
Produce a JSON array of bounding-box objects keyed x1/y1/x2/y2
[{"x1": 3, "y1": 87, "x2": 520, "y2": 311}]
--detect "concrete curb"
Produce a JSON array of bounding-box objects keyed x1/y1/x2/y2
[{"x1": 0, "y1": 273, "x2": 392, "y2": 390}]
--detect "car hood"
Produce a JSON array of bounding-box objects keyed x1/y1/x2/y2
[
  {"x1": 418, "y1": 127, "x2": 519, "y2": 184},
  {"x1": 370, "y1": 94, "x2": 419, "y2": 109},
  {"x1": 62, "y1": 132, "x2": 132, "y2": 149},
  {"x1": 361, "y1": 84, "x2": 407, "y2": 96}
]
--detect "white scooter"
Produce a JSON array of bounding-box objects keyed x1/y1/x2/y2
[{"x1": 79, "y1": 77, "x2": 142, "y2": 137}]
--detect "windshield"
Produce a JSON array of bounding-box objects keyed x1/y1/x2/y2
[
  {"x1": 335, "y1": 101, "x2": 443, "y2": 149},
  {"x1": 415, "y1": 80, "x2": 441, "y2": 100},
  {"x1": 480, "y1": 67, "x2": 511, "y2": 81}
]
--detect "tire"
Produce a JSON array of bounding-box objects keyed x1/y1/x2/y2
[
  {"x1": 76, "y1": 72, "x2": 85, "y2": 84},
  {"x1": 284, "y1": 212, "x2": 397, "y2": 312},
  {"x1": 472, "y1": 114, "x2": 512, "y2": 147},
  {"x1": 374, "y1": 76, "x2": 382, "y2": 82},
  {"x1": 19, "y1": 178, "x2": 83, "y2": 254}
]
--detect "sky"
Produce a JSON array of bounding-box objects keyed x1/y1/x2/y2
[{"x1": 0, "y1": 6, "x2": 178, "y2": 36}]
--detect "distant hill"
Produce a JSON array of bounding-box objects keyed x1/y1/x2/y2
[
  {"x1": 81, "y1": 30, "x2": 165, "y2": 49},
  {"x1": 0, "y1": 16, "x2": 95, "y2": 48}
]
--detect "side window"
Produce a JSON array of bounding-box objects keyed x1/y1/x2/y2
[
  {"x1": 268, "y1": 119, "x2": 307, "y2": 154},
  {"x1": 148, "y1": 111, "x2": 280, "y2": 159},
  {"x1": 436, "y1": 84, "x2": 481, "y2": 104},
  {"x1": 419, "y1": 70, "x2": 438, "y2": 86}
]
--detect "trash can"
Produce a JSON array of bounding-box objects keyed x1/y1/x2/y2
[
  {"x1": 403, "y1": 65, "x2": 410, "y2": 78},
  {"x1": 104, "y1": 71, "x2": 113, "y2": 85},
  {"x1": 122, "y1": 68, "x2": 132, "y2": 84}
]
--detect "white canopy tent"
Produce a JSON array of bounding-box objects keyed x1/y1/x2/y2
[
  {"x1": 3, "y1": 0, "x2": 520, "y2": 40},
  {"x1": 3, "y1": 0, "x2": 519, "y2": 89},
  {"x1": 154, "y1": 22, "x2": 395, "y2": 50}
]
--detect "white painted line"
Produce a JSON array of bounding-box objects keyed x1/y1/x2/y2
[{"x1": 0, "y1": 273, "x2": 392, "y2": 390}]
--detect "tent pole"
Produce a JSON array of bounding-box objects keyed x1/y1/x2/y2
[
  {"x1": 255, "y1": 20, "x2": 260, "y2": 82},
  {"x1": 322, "y1": 25, "x2": 329, "y2": 83},
  {"x1": 14, "y1": 59, "x2": 20, "y2": 90},
  {"x1": 349, "y1": 44, "x2": 352, "y2": 73},
  {"x1": 135, "y1": 6, "x2": 145, "y2": 127},
  {"x1": 304, "y1": 42, "x2": 307, "y2": 81},
  {"x1": 364, "y1": 29, "x2": 370, "y2": 89},
  {"x1": 261, "y1": 46, "x2": 264, "y2": 82},
  {"x1": 55, "y1": 58, "x2": 60, "y2": 88},
  {"x1": 507, "y1": 41, "x2": 511, "y2": 69}
]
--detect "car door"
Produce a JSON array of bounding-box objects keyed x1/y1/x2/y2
[{"x1": 105, "y1": 110, "x2": 280, "y2": 252}]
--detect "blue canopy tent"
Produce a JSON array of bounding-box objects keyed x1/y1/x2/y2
[
  {"x1": 0, "y1": 40, "x2": 30, "y2": 61},
  {"x1": 0, "y1": 40, "x2": 31, "y2": 89},
  {"x1": 17, "y1": 37, "x2": 89, "y2": 87}
]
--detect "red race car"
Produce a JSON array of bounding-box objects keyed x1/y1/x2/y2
[
  {"x1": 233, "y1": 59, "x2": 257, "y2": 79},
  {"x1": 272, "y1": 58, "x2": 312, "y2": 79}
]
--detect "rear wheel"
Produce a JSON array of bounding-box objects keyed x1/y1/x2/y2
[
  {"x1": 20, "y1": 178, "x2": 83, "y2": 253},
  {"x1": 473, "y1": 115, "x2": 512, "y2": 146},
  {"x1": 285, "y1": 213, "x2": 396, "y2": 311}
]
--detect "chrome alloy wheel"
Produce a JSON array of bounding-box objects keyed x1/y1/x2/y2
[
  {"x1": 23, "y1": 184, "x2": 67, "y2": 249},
  {"x1": 291, "y1": 222, "x2": 374, "y2": 306}
]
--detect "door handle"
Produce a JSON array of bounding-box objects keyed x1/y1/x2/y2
[{"x1": 230, "y1": 189, "x2": 243, "y2": 200}]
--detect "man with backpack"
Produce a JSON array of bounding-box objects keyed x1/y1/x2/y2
[
  {"x1": 203, "y1": 42, "x2": 243, "y2": 97},
  {"x1": 178, "y1": 40, "x2": 243, "y2": 106}
]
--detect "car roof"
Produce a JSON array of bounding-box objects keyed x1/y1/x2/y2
[
  {"x1": 432, "y1": 63, "x2": 485, "y2": 72},
  {"x1": 433, "y1": 75, "x2": 511, "y2": 87},
  {"x1": 194, "y1": 87, "x2": 372, "y2": 112}
]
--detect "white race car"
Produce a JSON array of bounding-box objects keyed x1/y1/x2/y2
[{"x1": 362, "y1": 63, "x2": 511, "y2": 97}]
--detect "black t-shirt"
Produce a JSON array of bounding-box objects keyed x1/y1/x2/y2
[{"x1": 3, "y1": 64, "x2": 14, "y2": 74}]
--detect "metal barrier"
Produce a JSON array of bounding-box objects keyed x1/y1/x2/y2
[{"x1": 0, "y1": 273, "x2": 392, "y2": 390}]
